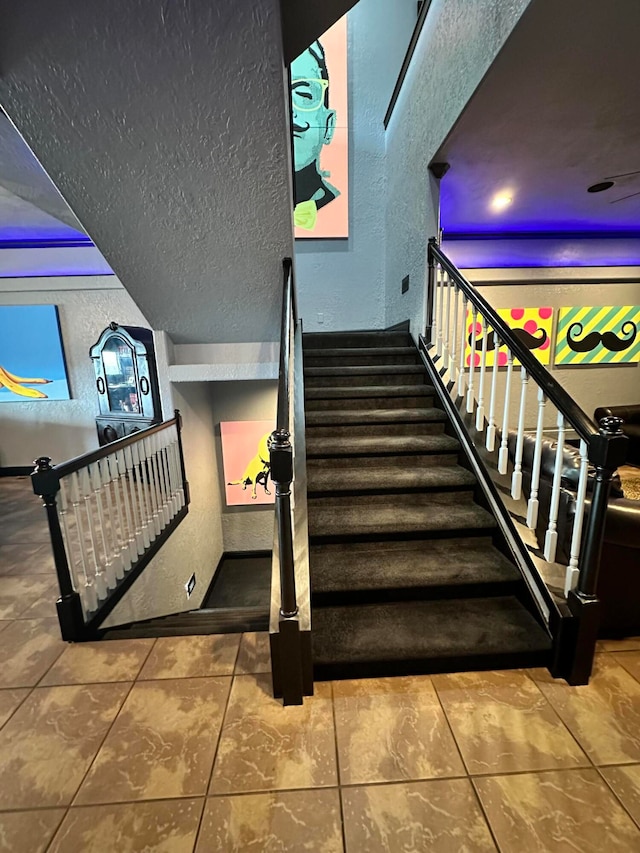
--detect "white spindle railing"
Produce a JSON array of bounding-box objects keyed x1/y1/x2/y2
[
  {"x1": 426, "y1": 247, "x2": 618, "y2": 612},
  {"x1": 53, "y1": 422, "x2": 186, "y2": 618}
]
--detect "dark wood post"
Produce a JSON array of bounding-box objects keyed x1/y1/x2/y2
[
  {"x1": 174, "y1": 409, "x2": 190, "y2": 505},
  {"x1": 563, "y1": 416, "x2": 627, "y2": 684},
  {"x1": 31, "y1": 457, "x2": 85, "y2": 641},
  {"x1": 426, "y1": 237, "x2": 437, "y2": 343}
]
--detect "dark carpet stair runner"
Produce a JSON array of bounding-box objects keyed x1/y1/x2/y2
[{"x1": 303, "y1": 329, "x2": 552, "y2": 681}]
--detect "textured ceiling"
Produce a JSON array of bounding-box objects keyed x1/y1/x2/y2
[{"x1": 435, "y1": 0, "x2": 640, "y2": 235}]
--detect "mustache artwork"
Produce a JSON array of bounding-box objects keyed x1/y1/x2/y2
[
  {"x1": 555, "y1": 306, "x2": 640, "y2": 365},
  {"x1": 567, "y1": 320, "x2": 637, "y2": 353},
  {"x1": 464, "y1": 307, "x2": 554, "y2": 368},
  {"x1": 470, "y1": 327, "x2": 548, "y2": 352}
]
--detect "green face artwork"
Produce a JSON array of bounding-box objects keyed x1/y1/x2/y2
[{"x1": 290, "y1": 45, "x2": 336, "y2": 173}]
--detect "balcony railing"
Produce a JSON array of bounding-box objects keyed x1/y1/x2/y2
[
  {"x1": 32, "y1": 412, "x2": 190, "y2": 641},
  {"x1": 424, "y1": 240, "x2": 628, "y2": 683}
]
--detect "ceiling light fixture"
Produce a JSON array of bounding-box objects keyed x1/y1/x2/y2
[
  {"x1": 587, "y1": 181, "x2": 615, "y2": 193},
  {"x1": 490, "y1": 192, "x2": 513, "y2": 212}
]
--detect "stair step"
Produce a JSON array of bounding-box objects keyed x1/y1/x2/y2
[
  {"x1": 307, "y1": 464, "x2": 476, "y2": 495},
  {"x1": 304, "y1": 347, "x2": 418, "y2": 367},
  {"x1": 305, "y1": 371, "x2": 427, "y2": 388},
  {"x1": 308, "y1": 499, "x2": 496, "y2": 540},
  {"x1": 305, "y1": 393, "x2": 435, "y2": 412},
  {"x1": 305, "y1": 407, "x2": 445, "y2": 426},
  {"x1": 306, "y1": 433, "x2": 460, "y2": 458},
  {"x1": 305, "y1": 364, "x2": 425, "y2": 377},
  {"x1": 310, "y1": 539, "x2": 521, "y2": 595},
  {"x1": 303, "y1": 331, "x2": 411, "y2": 349},
  {"x1": 312, "y1": 597, "x2": 552, "y2": 680},
  {"x1": 307, "y1": 453, "x2": 460, "y2": 470}
]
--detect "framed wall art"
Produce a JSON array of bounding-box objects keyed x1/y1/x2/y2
[
  {"x1": 464, "y1": 306, "x2": 554, "y2": 367},
  {"x1": 292, "y1": 15, "x2": 348, "y2": 239},
  {"x1": 0, "y1": 304, "x2": 71, "y2": 402},
  {"x1": 220, "y1": 420, "x2": 275, "y2": 506},
  {"x1": 555, "y1": 306, "x2": 640, "y2": 365}
]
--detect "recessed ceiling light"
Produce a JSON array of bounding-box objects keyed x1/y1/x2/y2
[
  {"x1": 587, "y1": 181, "x2": 615, "y2": 193},
  {"x1": 490, "y1": 192, "x2": 513, "y2": 212}
]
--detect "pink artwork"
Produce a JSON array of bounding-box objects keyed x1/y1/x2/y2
[
  {"x1": 221, "y1": 420, "x2": 275, "y2": 506},
  {"x1": 292, "y1": 15, "x2": 348, "y2": 239}
]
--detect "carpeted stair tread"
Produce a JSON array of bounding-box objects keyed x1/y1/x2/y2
[
  {"x1": 306, "y1": 433, "x2": 459, "y2": 457},
  {"x1": 305, "y1": 408, "x2": 444, "y2": 426},
  {"x1": 310, "y1": 539, "x2": 521, "y2": 593},
  {"x1": 303, "y1": 331, "x2": 410, "y2": 349},
  {"x1": 305, "y1": 364, "x2": 425, "y2": 377},
  {"x1": 305, "y1": 384, "x2": 434, "y2": 400},
  {"x1": 312, "y1": 597, "x2": 552, "y2": 674},
  {"x1": 308, "y1": 501, "x2": 496, "y2": 538},
  {"x1": 305, "y1": 347, "x2": 416, "y2": 358},
  {"x1": 307, "y1": 464, "x2": 476, "y2": 494}
]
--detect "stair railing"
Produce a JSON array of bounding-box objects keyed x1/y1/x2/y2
[
  {"x1": 31, "y1": 411, "x2": 190, "y2": 641},
  {"x1": 269, "y1": 257, "x2": 313, "y2": 705},
  {"x1": 425, "y1": 239, "x2": 628, "y2": 683}
]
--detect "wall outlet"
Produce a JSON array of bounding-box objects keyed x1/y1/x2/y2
[
  {"x1": 185, "y1": 573, "x2": 196, "y2": 598},
  {"x1": 402, "y1": 275, "x2": 410, "y2": 294},
  {"x1": 317, "y1": 312, "x2": 324, "y2": 324}
]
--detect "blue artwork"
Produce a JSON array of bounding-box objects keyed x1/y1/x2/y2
[{"x1": 0, "y1": 305, "x2": 71, "y2": 402}]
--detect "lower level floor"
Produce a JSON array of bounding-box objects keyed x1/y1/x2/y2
[{"x1": 2, "y1": 476, "x2": 640, "y2": 851}]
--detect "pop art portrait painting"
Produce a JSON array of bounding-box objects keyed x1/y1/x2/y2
[
  {"x1": 464, "y1": 307, "x2": 554, "y2": 368},
  {"x1": 221, "y1": 420, "x2": 276, "y2": 506},
  {"x1": 0, "y1": 305, "x2": 71, "y2": 402},
  {"x1": 292, "y1": 15, "x2": 348, "y2": 239}
]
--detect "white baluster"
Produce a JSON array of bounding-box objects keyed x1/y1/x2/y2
[
  {"x1": 101, "y1": 456, "x2": 125, "y2": 583},
  {"x1": 527, "y1": 388, "x2": 547, "y2": 529},
  {"x1": 124, "y1": 445, "x2": 145, "y2": 555},
  {"x1": 144, "y1": 436, "x2": 162, "y2": 536},
  {"x1": 544, "y1": 411, "x2": 566, "y2": 563},
  {"x1": 498, "y1": 349, "x2": 514, "y2": 475},
  {"x1": 436, "y1": 266, "x2": 444, "y2": 357},
  {"x1": 150, "y1": 433, "x2": 170, "y2": 528},
  {"x1": 68, "y1": 471, "x2": 97, "y2": 613},
  {"x1": 159, "y1": 431, "x2": 178, "y2": 518},
  {"x1": 450, "y1": 285, "x2": 459, "y2": 377},
  {"x1": 475, "y1": 315, "x2": 489, "y2": 431},
  {"x1": 79, "y1": 467, "x2": 107, "y2": 602},
  {"x1": 511, "y1": 368, "x2": 529, "y2": 499},
  {"x1": 169, "y1": 430, "x2": 186, "y2": 508},
  {"x1": 115, "y1": 450, "x2": 137, "y2": 566},
  {"x1": 58, "y1": 478, "x2": 80, "y2": 597},
  {"x1": 90, "y1": 462, "x2": 114, "y2": 590},
  {"x1": 457, "y1": 296, "x2": 468, "y2": 398},
  {"x1": 466, "y1": 306, "x2": 478, "y2": 414},
  {"x1": 105, "y1": 455, "x2": 127, "y2": 579},
  {"x1": 486, "y1": 332, "x2": 501, "y2": 452},
  {"x1": 565, "y1": 439, "x2": 590, "y2": 596},
  {"x1": 443, "y1": 271, "x2": 452, "y2": 367},
  {"x1": 131, "y1": 441, "x2": 152, "y2": 548}
]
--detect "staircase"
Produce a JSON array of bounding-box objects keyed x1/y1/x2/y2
[{"x1": 303, "y1": 329, "x2": 552, "y2": 681}]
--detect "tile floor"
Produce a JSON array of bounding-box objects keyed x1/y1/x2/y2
[{"x1": 2, "y1": 475, "x2": 640, "y2": 851}]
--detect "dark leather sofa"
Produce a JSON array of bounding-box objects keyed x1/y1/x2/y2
[
  {"x1": 507, "y1": 432, "x2": 640, "y2": 637},
  {"x1": 594, "y1": 405, "x2": 640, "y2": 465}
]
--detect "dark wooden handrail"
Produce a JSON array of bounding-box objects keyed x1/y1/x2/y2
[
  {"x1": 52, "y1": 415, "x2": 179, "y2": 478},
  {"x1": 276, "y1": 258, "x2": 295, "y2": 432},
  {"x1": 384, "y1": 0, "x2": 434, "y2": 129},
  {"x1": 429, "y1": 240, "x2": 599, "y2": 445}
]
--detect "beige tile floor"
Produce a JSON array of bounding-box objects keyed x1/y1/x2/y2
[{"x1": 2, "y1": 475, "x2": 640, "y2": 852}]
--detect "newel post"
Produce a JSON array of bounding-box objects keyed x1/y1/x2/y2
[
  {"x1": 425, "y1": 237, "x2": 437, "y2": 343},
  {"x1": 31, "y1": 457, "x2": 85, "y2": 641},
  {"x1": 562, "y1": 416, "x2": 627, "y2": 684}
]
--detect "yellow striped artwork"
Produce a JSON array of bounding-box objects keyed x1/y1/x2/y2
[
  {"x1": 464, "y1": 307, "x2": 554, "y2": 368},
  {"x1": 555, "y1": 306, "x2": 640, "y2": 365}
]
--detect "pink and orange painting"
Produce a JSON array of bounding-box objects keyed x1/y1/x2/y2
[
  {"x1": 221, "y1": 420, "x2": 275, "y2": 507},
  {"x1": 292, "y1": 15, "x2": 348, "y2": 239},
  {"x1": 464, "y1": 307, "x2": 554, "y2": 367}
]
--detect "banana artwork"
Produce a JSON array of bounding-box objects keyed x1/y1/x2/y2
[{"x1": 0, "y1": 366, "x2": 52, "y2": 399}]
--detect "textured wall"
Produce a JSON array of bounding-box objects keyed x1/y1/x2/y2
[
  {"x1": 295, "y1": 0, "x2": 417, "y2": 333},
  {"x1": 384, "y1": 0, "x2": 533, "y2": 335},
  {"x1": 0, "y1": 0, "x2": 293, "y2": 345}
]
